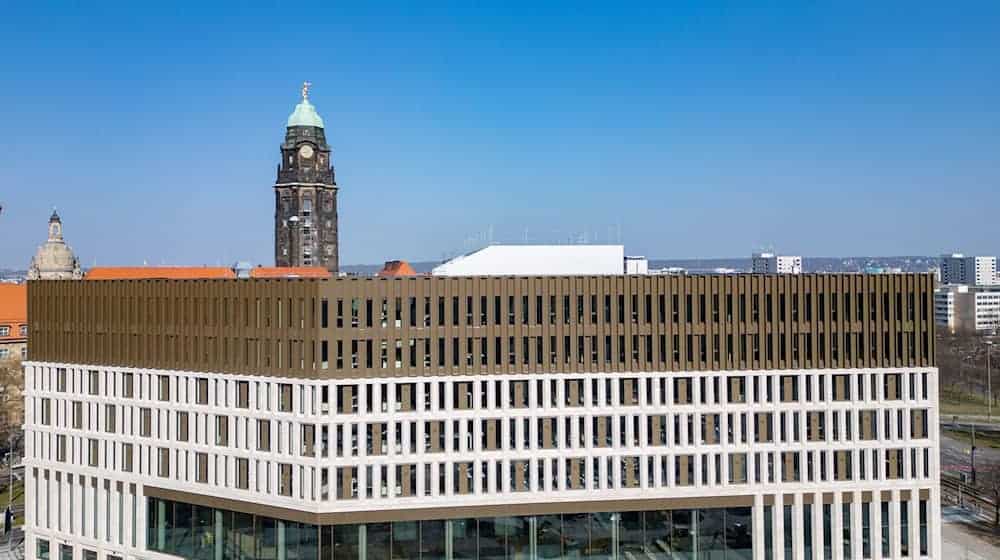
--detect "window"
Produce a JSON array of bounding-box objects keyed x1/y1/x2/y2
[
  {"x1": 158, "y1": 448, "x2": 170, "y2": 477},
  {"x1": 196, "y1": 378, "x2": 209, "y2": 404},
  {"x1": 123, "y1": 373, "x2": 134, "y2": 398},
  {"x1": 140, "y1": 408, "x2": 152, "y2": 437},
  {"x1": 236, "y1": 458, "x2": 249, "y2": 490},
  {"x1": 237, "y1": 381, "x2": 250, "y2": 408},
  {"x1": 36, "y1": 538, "x2": 50, "y2": 560},
  {"x1": 104, "y1": 404, "x2": 116, "y2": 433},
  {"x1": 0, "y1": 326, "x2": 8, "y2": 337},
  {"x1": 279, "y1": 464, "x2": 293, "y2": 496},
  {"x1": 215, "y1": 414, "x2": 229, "y2": 447},
  {"x1": 88, "y1": 370, "x2": 100, "y2": 395},
  {"x1": 257, "y1": 420, "x2": 271, "y2": 451},
  {"x1": 122, "y1": 444, "x2": 133, "y2": 473},
  {"x1": 196, "y1": 453, "x2": 208, "y2": 483},
  {"x1": 88, "y1": 439, "x2": 99, "y2": 467},
  {"x1": 279, "y1": 384, "x2": 293, "y2": 412}
]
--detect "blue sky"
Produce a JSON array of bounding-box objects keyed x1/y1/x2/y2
[{"x1": 1, "y1": 2, "x2": 998, "y2": 268}]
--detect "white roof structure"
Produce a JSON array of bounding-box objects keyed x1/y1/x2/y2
[{"x1": 432, "y1": 245, "x2": 626, "y2": 277}]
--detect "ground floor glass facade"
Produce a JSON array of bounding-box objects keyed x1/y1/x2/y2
[{"x1": 147, "y1": 498, "x2": 752, "y2": 560}]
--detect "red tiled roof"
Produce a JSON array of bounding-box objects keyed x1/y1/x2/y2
[
  {"x1": 85, "y1": 267, "x2": 236, "y2": 280},
  {"x1": 0, "y1": 284, "x2": 27, "y2": 340},
  {"x1": 378, "y1": 260, "x2": 417, "y2": 277},
  {"x1": 249, "y1": 267, "x2": 332, "y2": 279}
]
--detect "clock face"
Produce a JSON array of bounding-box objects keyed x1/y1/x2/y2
[{"x1": 298, "y1": 145, "x2": 314, "y2": 159}]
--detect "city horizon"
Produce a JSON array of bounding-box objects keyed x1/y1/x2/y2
[{"x1": 2, "y1": 2, "x2": 999, "y2": 270}]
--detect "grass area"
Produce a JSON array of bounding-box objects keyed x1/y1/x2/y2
[
  {"x1": 943, "y1": 427, "x2": 1000, "y2": 450},
  {"x1": 0, "y1": 478, "x2": 24, "y2": 526},
  {"x1": 940, "y1": 387, "x2": 997, "y2": 417}
]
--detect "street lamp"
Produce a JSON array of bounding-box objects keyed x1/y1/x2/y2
[{"x1": 988, "y1": 340, "x2": 994, "y2": 423}]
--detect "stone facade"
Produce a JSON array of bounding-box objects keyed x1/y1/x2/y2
[
  {"x1": 27, "y1": 210, "x2": 82, "y2": 280},
  {"x1": 274, "y1": 89, "x2": 339, "y2": 272}
]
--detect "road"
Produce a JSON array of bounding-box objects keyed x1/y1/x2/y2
[
  {"x1": 0, "y1": 528, "x2": 23, "y2": 560},
  {"x1": 940, "y1": 429, "x2": 1000, "y2": 476},
  {"x1": 943, "y1": 507, "x2": 1000, "y2": 560}
]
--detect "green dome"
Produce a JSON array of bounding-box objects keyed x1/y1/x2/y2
[{"x1": 287, "y1": 99, "x2": 325, "y2": 128}]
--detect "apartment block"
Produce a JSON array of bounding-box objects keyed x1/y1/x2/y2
[
  {"x1": 24, "y1": 273, "x2": 939, "y2": 560},
  {"x1": 751, "y1": 254, "x2": 802, "y2": 275},
  {"x1": 934, "y1": 284, "x2": 1000, "y2": 333},
  {"x1": 939, "y1": 254, "x2": 998, "y2": 286}
]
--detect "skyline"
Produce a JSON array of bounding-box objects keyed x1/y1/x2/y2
[{"x1": 2, "y1": 2, "x2": 1000, "y2": 269}]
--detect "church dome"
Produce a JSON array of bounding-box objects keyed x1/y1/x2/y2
[
  {"x1": 27, "y1": 210, "x2": 83, "y2": 280},
  {"x1": 286, "y1": 82, "x2": 325, "y2": 128}
]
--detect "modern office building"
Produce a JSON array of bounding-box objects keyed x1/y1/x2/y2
[
  {"x1": 750, "y1": 254, "x2": 802, "y2": 275},
  {"x1": 939, "y1": 254, "x2": 997, "y2": 286},
  {"x1": 23, "y1": 272, "x2": 939, "y2": 560},
  {"x1": 934, "y1": 284, "x2": 1000, "y2": 334}
]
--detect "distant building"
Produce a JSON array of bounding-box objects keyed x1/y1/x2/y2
[
  {"x1": 939, "y1": 254, "x2": 997, "y2": 286},
  {"x1": 85, "y1": 266, "x2": 331, "y2": 280},
  {"x1": 751, "y1": 252, "x2": 802, "y2": 274},
  {"x1": 249, "y1": 267, "x2": 332, "y2": 279},
  {"x1": 651, "y1": 266, "x2": 688, "y2": 275},
  {"x1": 85, "y1": 267, "x2": 237, "y2": 280},
  {"x1": 433, "y1": 245, "x2": 627, "y2": 276},
  {"x1": 935, "y1": 284, "x2": 1000, "y2": 333},
  {"x1": 0, "y1": 283, "x2": 27, "y2": 362},
  {"x1": 378, "y1": 260, "x2": 418, "y2": 277},
  {"x1": 0, "y1": 283, "x2": 26, "y2": 432},
  {"x1": 624, "y1": 256, "x2": 649, "y2": 275},
  {"x1": 27, "y1": 210, "x2": 82, "y2": 280},
  {"x1": 863, "y1": 266, "x2": 903, "y2": 275}
]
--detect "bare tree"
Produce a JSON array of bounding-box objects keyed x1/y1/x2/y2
[{"x1": 0, "y1": 359, "x2": 23, "y2": 447}]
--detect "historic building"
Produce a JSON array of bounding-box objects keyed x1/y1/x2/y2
[
  {"x1": 274, "y1": 83, "x2": 340, "y2": 273},
  {"x1": 0, "y1": 283, "x2": 27, "y2": 433},
  {"x1": 0, "y1": 283, "x2": 27, "y2": 362},
  {"x1": 24, "y1": 271, "x2": 940, "y2": 560},
  {"x1": 27, "y1": 210, "x2": 83, "y2": 280}
]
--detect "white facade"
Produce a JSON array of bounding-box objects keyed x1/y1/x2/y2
[
  {"x1": 939, "y1": 254, "x2": 998, "y2": 286},
  {"x1": 933, "y1": 289, "x2": 956, "y2": 331},
  {"x1": 24, "y1": 360, "x2": 941, "y2": 560},
  {"x1": 624, "y1": 256, "x2": 649, "y2": 275},
  {"x1": 935, "y1": 284, "x2": 1000, "y2": 333},
  {"x1": 751, "y1": 253, "x2": 802, "y2": 275},
  {"x1": 433, "y1": 245, "x2": 626, "y2": 277}
]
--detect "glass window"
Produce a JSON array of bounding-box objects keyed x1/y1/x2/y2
[{"x1": 145, "y1": 497, "x2": 761, "y2": 560}]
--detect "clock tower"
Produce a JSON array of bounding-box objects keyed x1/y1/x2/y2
[{"x1": 274, "y1": 82, "x2": 339, "y2": 272}]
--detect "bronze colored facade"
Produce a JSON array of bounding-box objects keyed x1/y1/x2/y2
[{"x1": 28, "y1": 274, "x2": 936, "y2": 378}]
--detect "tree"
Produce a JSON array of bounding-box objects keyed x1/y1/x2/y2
[{"x1": 0, "y1": 359, "x2": 23, "y2": 449}]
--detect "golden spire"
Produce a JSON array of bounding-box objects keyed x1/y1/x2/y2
[{"x1": 301, "y1": 81, "x2": 312, "y2": 101}]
